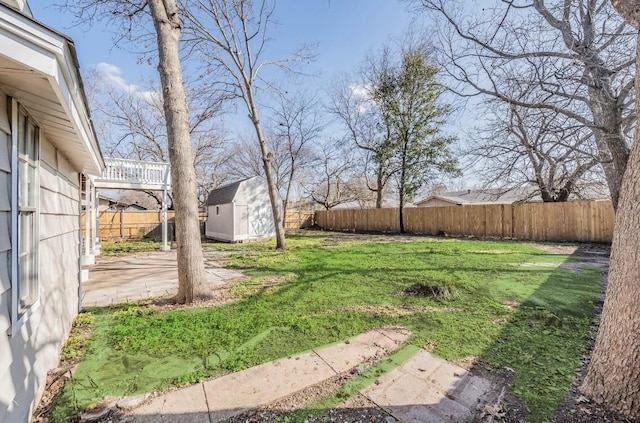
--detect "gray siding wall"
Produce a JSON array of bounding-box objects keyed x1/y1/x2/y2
[
  {"x1": 206, "y1": 203, "x2": 235, "y2": 241},
  {"x1": 0, "y1": 100, "x2": 81, "y2": 423}
]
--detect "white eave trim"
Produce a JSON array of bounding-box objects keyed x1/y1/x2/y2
[{"x1": 0, "y1": 4, "x2": 103, "y2": 175}]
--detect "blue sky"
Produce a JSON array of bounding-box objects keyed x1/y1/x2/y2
[
  {"x1": 27, "y1": 1, "x2": 472, "y2": 190},
  {"x1": 29, "y1": 1, "x2": 417, "y2": 95}
]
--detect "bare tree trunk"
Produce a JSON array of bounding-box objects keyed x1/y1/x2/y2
[
  {"x1": 581, "y1": 10, "x2": 640, "y2": 415},
  {"x1": 376, "y1": 169, "x2": 384, "y2": 208},
  {"x1": 589, "y1": 92, "x2": 628, "y2": 209},
  {"x1": 283, "y1": 163, "x2": 295, "y2": 218},
  {"x1": 247, "y1": 99, "x2": 287, "y2": 250},
  {"x1": 398, "y1": 154, "x2": 407, "y2": 234},
  {"x1": 148, "y1": 0, "x2": 209, "y2": 303}
]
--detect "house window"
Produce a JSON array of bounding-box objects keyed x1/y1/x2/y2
[{"x1": 13, "y1": 104, "x2": 39, "y2": 323}]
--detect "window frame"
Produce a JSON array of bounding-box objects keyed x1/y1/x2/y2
[{"x1": 10, "y1": 99, "x2": 40, "y2": 336}]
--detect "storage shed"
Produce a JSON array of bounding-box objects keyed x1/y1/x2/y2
[{"x1": 206, "y1": 177, "x2": 277, "y2": 242}]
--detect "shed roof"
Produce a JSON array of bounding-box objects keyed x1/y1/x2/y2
[{"x1": 206, "y1": 177, "x2": 252, "y2": 206}]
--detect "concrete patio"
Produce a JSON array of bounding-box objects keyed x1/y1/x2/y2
[{"x1": 81, "y1": 250, "x2": 245, "y2": 308}]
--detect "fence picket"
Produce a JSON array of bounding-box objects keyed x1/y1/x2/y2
[{"x1": 315, "y1": 201, "x2": 615, "y2": 243}]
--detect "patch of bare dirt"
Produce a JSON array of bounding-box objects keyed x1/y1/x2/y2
[
  {"x1": 32, "y1": 320, "x2": 93, "y2": 422},
  {"x1": 470, "y1": 250, "x2": 520, "y2": 255},
  {"x1": 341, "y1": 304, "x2": 459, "y2": 317},
  {"x1": 470, "y1": 363, "x2": 529, "y2": 423},
  {"x1": 127, "y1": 273, "x2": 296, "y2": 314},
  {"x1": 403, "y1": 283, "x2": 453, "y2": 297},
  {"x1": 321, "y1": 231, "x2": 436, "y2": 244},
  {"x1": 532, "y1": 244, "x2": 581, "y2": 255},
  {"x1": 134, "y1": 277, "x2": 249, "y2": 313}
]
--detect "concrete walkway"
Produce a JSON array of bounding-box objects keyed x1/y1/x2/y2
[
  {"x1": 362, "y1": 349, "x2": 492, "y2": 422},
  {"x1": 81, "y1": 250, "x2": 244, "y2": 308},
  {"x1": 103, "y1": 327, "x2": 493, "y2": 423}
]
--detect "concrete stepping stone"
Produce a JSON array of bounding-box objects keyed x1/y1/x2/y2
[
  {"x1": 316, "y1": 327, "x2": 410, "y2": 373},
  {"x1": 361, "y1": 349, "x2": 492, "y2": 423},
  {"x1": 127, "y1": 383, "x2": 209, "y2": 423}
]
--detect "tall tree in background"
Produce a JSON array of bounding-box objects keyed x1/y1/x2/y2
[
  {"x1": 180, "y1": 0, "x2": 314, "y2": 250},
  {"x1": 224, "y1": 92, "x2": 320, "y2": 213},
  {"x1": 64, "y1": 0, "x2": 210, "y2": 303},
  {"x1": 372, "y1": 46, "x2": 458, "y2": 232},
  {"x1": 413, "y1": 0, "x2": 636, "y2": 209},
  {"x1": 581, "y1": 0, "x2": 640, "y2": 417},
  {"x1": 329, "y1": 72, "x2": 396, "y2": 209}
]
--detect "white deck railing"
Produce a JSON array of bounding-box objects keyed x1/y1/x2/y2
[{"x1": 97, "y1": 158, "x2": 171, "y2": 188}]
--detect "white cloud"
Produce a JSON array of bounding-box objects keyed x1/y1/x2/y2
[
  {"x1": 95, "y1": 62, "x2": 159, "y2": 102},
  {"x1": 349, "y1": 83, "x2": 374, "y2": 114},
  {"x1": 349, "y1": 83, "x2": 371, "y2": 101}
]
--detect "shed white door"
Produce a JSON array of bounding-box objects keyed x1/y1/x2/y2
[{"x1": 249, "y1": 204, "x2": 269, "y2": 236}]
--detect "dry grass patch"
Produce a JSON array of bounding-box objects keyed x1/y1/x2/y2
[{"x1": 341, "y1": 304, "x2": 460, "y2": 317}]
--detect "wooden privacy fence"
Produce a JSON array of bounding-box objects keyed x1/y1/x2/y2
[
  {"x1": 83, "y1": 210, "x2": 315, "y2": 240},
  {"x1": 315, "y1": 200, "x2": 615, "y2": 243},
  {"x1": 284, "y1": 211, "x2": 315, "y2": 231},
  {"x1": 82, "y1": 210, "x2": 207, "y2": 240}
]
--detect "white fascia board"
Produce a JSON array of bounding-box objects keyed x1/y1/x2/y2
[
  {"x1": 0, "y1": 6, "x2": 103, "y2": 175},
  {"x1": 0, "y1": 7, "x2": 63, "y2": 63},
  {"x1": 49, "y1": 58, "x2": 103, "y2": 175},
  {"x1": 0, "y1": 29, "x2": 56, "y2": 77}
]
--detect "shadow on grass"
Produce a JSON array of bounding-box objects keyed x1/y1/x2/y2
[
  {"x1": 264, "y1": 247, "x2": 606, "y2": 423},
  {"x1": 49, "y1": 242, "x2": 606, "y2": 423},
  {"x1": 441, "y1": 246, "x2": 606, "y2": 422}
]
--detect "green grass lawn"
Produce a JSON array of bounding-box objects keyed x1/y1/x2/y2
[{"x1": 51, "y1": 234, "x2": 601, "y2": 422}]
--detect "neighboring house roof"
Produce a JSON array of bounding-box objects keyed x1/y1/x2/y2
[
  {"x1": 332, "y1": 200, "x2": 416, "y2": 209},
  {"x1": 127, "y1": 203, "x2": 148, "y2": 211},
  {"x1": 81, "y1": 194, "x2": 150, "y2": 211},
  {"x1": 206, "y1": 177, "x2": 253, "y2": 206},
  {"x1": 417, "y1": 186, "x2": 541, "y2": 206}
]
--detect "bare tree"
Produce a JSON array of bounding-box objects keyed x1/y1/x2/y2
[
  {"x1": 148, "y1": 0, "x2": 209, "y2": 302},
  {"x1": 224, "y1": 136, "x2": 267, "y2": 181},
  {"x1": 581, "y1": 1, "x2": 640, "y2": 418},
  {"x1": 412, "y1": 0, "x2": 636, "y2": 209},
  {"x1": 467, "y1": 103, "x2": 604, "y2": 201},
  {"x1": 307, "y1": 140, "x2": 359, "y2": 210},
  {"x1": 64, "y1": 0, "x2": 210, "y2": 303},
  {"x1": 224, "y1": 129, "x2": 294, "y2": 196},
  {"x1": 224, "y1": 93, "x2": 320, "y2": 213},
  {"x1": 88, "y1": 74, "x2": 228, "y2": 207},
  {"x1": 180, "y1": 0, "x2": 315, "y2": 250},
  {"x1": 329, "y1": 73, "x2": 396, "y2": 208},
  {"x1": 269, "y1": 92, "x2": 323, "y2": 215}
]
